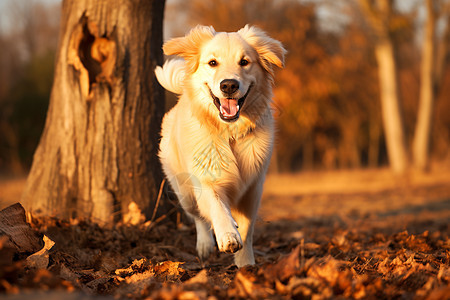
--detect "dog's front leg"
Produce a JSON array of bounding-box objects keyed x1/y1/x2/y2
[
  {"x1": 212, "y1": 199, "x2": 243, "y2": 253},
  {"x1": 198, "y1": 188, "x2": 243, "y2": 254}
]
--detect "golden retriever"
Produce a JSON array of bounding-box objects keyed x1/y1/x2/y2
[{"x1": 155, "y1": 25, "x2": 285, "y2": 267}]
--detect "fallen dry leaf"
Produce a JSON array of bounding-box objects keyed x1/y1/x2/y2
[
  {"x1": 185, "y1": 269, "x2": 209, "y2": 285},
  {"x1": 26, "y1": 235, "x2": 55, "y2": 269},
  {"x1": 0, "y1": 203, "x2": 42, "y2": 255},
  {"x1": 263, "y1": 244, "x2": 301, "y2": 282},
  {"x1": 154, "y1": 261, "x2": 184, "y2": 276}
]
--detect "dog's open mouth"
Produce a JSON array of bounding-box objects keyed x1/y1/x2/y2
[{"x1": 208, "y1": 84, "x2": 253, "y2": 122}]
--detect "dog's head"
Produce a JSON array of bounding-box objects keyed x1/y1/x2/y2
[{"x1": 163, "y1": 25, "x2": 286, "y2": 124}]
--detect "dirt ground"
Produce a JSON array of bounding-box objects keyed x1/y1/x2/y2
[{"x1": 1, "y1": 166, "x2": 449, "y2": 299}]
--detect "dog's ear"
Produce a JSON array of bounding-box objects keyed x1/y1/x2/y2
[
  {"x1": 238, "y1": 25, "x2": 286, "y2": 75},
  {"x1": 163, "y1": 25, "x2": 216, "y2": 73}
]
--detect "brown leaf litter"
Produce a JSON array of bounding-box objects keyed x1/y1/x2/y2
[{"x1": 0, "y1": 181, "x2": 449, "y2": 299}]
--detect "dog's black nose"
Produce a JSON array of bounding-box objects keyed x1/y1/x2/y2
[{"x1": 220, "y1": 79, "x2": 239, "y2": 95}]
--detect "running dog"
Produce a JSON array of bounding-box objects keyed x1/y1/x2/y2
[{"x1": 155, "y1": 25, "x2": 285, "y2": 267}]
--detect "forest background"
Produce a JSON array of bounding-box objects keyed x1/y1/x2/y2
[{"x1": 0, "y1": 0, "x2": 449, "y2": 175}]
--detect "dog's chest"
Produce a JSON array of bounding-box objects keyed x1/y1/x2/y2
[
  {"x1": 191, "y1": 122, "x2": 272, "y2": 186},
  {"x1": 230, "y1": 131, "x2": 270, "y2": 180}
]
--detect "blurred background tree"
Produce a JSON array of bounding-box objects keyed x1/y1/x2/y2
[
  {"x1": 1, "y1": 0, "x2": 450, "y2": 176},
  {"x1": 0, "y1": 0, "x2": 60, "y2": 174},
  {"x1": 359, "y1": 0, "x2": 409, "y2": 174},
  {"x1": 413, "y1": 0, "x2": 450, "y2": 172}
]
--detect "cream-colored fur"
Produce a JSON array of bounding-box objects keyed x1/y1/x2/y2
[{"x1": 156, "y1": 25, "x2": 285, "y2": 267}]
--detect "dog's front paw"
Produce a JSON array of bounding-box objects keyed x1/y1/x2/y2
[{"x1": 217, "y1": 232, "x2": 243, "y2": 253}]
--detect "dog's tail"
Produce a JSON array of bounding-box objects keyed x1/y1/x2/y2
[{"x1": 155, "y1": 59, "x2": 185, "y2": 95}]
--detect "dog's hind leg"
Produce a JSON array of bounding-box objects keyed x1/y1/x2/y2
[
  {"x1": 194, "y1": 217, "x2": 215, "y2": 261},
  {"x1": 232, "y1": 212, "x2": 255, "y2": 267},
  {"x1": 166, "y1": 173, "x2": 216, "y2": 260},
  {"x1": 233, "y1": 176, "x2": 264, "y2": 267}
]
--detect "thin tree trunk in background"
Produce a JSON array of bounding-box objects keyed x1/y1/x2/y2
[
  {"x1": 368, "y1": 116, "x2": 381, "y2": 168},
  {"x1": 338, "y1": 118, "x2": 361, "y2": 168},
  {"x1": 21, "y1": 0, "x2": 167, "y2": 225},
  {"x1": 434, "y1": 14, "x2": 450, "y2": 86},
  {"x1": 413, "y1": 0, "x2": 437, "y2": 172},
  {"x1": 374, "y1": 39, "x2": 409, "y2": 173},
  {"x1": 359, "y1": 0, "x2": 409, "y2": 174}
]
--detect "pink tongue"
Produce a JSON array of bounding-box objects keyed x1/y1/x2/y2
[{"x1": 220, "y1": 99, "x2": 238, "y2": 117}]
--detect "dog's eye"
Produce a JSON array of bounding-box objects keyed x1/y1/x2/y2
[
  {"x1": 239, "y1": 59, "x2": 249, "y2": 67},
  {"x1": 208, "y1": 59, "x2": 218, "y2": 67}
]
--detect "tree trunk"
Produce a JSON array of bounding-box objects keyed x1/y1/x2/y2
[
  {"x1": 21, "y1": 0, "x2": 167, "y2": 225},
  {"x1": 412, "y1": 0, "x2": 437, "y2": 171},
  {"x1": 368, "y1": 114, "x2": 381, "y2": 168},
  {"x1": 374, "y1": 38, "x2": 409, "y2": 173},
  {"x1": 359, "y1": 0, "x2": 409, "y2": 174}
]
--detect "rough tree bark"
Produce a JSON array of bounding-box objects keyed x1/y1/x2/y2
[
  {"x1": 21, "y1": 0, "x2": 167, "y2": 225},
  {"x1": 359, "y1": 0, "x2": 409, "y2": 174}
]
